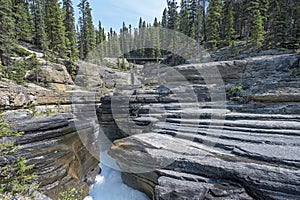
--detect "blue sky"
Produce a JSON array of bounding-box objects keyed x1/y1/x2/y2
[{"x1": 72, "y1": 0, "x2": 176, "y2": 32}]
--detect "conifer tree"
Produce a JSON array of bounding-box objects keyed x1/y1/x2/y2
[
  {"x1": 224, "y1": 0, "x2": 235, "y2": 46},
  {"x1": 195, "y1": 0, "x2": 204, "y2": 43},
  {"x1": 201, "y1": 0, "x2": 207, "y2": 42},
  {"x1": 62, "y1": 0, "x2": 78, "y2": 61},
  {"x1": 206, "y1": 0, "x2": 223, "y2": 50},
  {"x1": 112, "y1": 31, "x2": 121, "y2": 57},
  {"x1": 293, "y1": 0, "x2": 300, "y2": 48},
  {"x1": 31, "y1": 0, "x2": 48, "y2": 55},
  {"x1": 120, "y1": 22, "x2": 130, "y2": 56},
  {"x1": 249, "y1": 0, "x2": 300, "y2": 49},
  {"x1": 162, "y1": 8, "x2": 168, "y2": 28},
  {"x1": 133, "y1": 28, "x2": 139, "y2": 56},
  {"x1": 161, "y1": 8, "x2": 168, "y2": 53},
  {"x1": 0, "y1": 0, "x2": 16, "y2": 65},
  {"x1": 96, "y1": 21, "x2": 102, "y2": 45},
  {"x1": 78, "y1": 0, "x2": 96, "y2": 59},
  {"x1": 13, "y1": 0, "x2": 33, "y2": 42},
  {"x1": 188, "y1": 0, "x2": 197, "y2": 38},
  {"x1": 250, "y1": 9, "x2": 264, "y2": 47},
  {"x1": 179, "y1": 0, "x2": 190, "y2": 36},
  {"x1": 128, "y1": 24, "x2": 133, "y2": 55},
  {"x1": 152, "y1": 17, "x2": 161, "y2": 58},
  {"x1": 265, "y1": 0, "x2": 286, "y2": 48},
  {"x1": 44, "y1": 0, "x2": 66, "y2": 57},
  {"x1": 106, "y1": 28, "x2": 113, "y2": 56},
  {"x1": 244, "y1": 0, "x2": 268, "y2": 43},
  {"x1": 137, "y1": 17, "x2": 146, "y2": 56},
  {"x1": 167, "y1": 0, "x2": 179, "y2": 31},
  {"x1": 259, "y1": 0, "x2": 270, "y2": 29}
]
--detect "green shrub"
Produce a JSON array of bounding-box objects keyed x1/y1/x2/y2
[
  {"x1": 0, "y1": 118, "x2": 39, "y2": 197},
  {"x1": 59, "y1": 188, "x2": 83, "y2": 200},
  {"x1": 228, "y1": 85, "x2": 243, "y2": 98},
  {"x1": 2, "y1": 60, "x2": 26, "y2": 85},
  {"x1": 27, "y1": 103, "x2": 38, "y2": 117}
]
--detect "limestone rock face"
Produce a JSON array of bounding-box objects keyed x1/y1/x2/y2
[
  {"x1": 0, "y1": 112, "x2": 100, "y2": 199},
  {"x1": 25, "y1": 62, "x2": 74, "y2": 85},
  {"x1": 0, "y1": 61, "x2": 109, "y2": 198},
  {"x1": 108, "y1": 53, "x2": 300, "y2": 200}
]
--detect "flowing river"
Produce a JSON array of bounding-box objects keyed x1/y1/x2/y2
[{"x1": 84, "y1": 152, "x2": 149, "y2": 200}]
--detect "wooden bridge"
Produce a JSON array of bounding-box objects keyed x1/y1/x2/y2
[{"x1": 125, "y1": 57, "x2": 164, "y2": 63}]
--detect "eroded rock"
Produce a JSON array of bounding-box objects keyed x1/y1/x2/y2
[{"x1": 108, "y1": 53, "x2": 300, "y2": 200}]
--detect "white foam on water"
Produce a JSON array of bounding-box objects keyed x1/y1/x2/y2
[{"x1": 86, "y1": 151, "x2": 149, "y2": 200}]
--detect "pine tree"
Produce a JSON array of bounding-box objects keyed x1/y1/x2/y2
[
  {"x1": 161, "y1": 8, "x2": 168, "y2": 53},
  {"x1": 106, "y1": 28, "x2": 113, "y2": 56},
  {"x1": 120, "y1": 22, "x2": 130, "y2": 56},
  {"x1": 31, "y1": 0, "x2": 49, "y2": 55},
  {"x1": 259, "y1": 0, "x2": 270, "y2": 29},
  {"x1": 162, "y1": 8, "x2": 168, "y2": 28},
  {"x1": 128, "y1": 24, "x2": 133, "y2": 55},
  {"x1": 195, "y1": 0, "x2": 203, "y2": 43},
  {"x1": 112, "y1": 31, "x2": 121, "y2": 57},
  {"x1": 78, "y1": 0, "x2": 95, "y2": 59},
  {"x1": 152, "y1": 17, "x2": 161, "y2": 58},
  {"x1": 95, "y1": 21, "x2": 102, "y2": 45},
  {"x1": 179, "y1": 0, "x2": 190, "y2": 36},
  {"x1": 133, "y1": 28, "x2": 139, "y2": 56},
  {"x1": 265, "y1": 0, "x2": 300, "y2": 49},
  {"x1": 0, "y1": 0, "x2": 16, "y2": 65},
  {"x1": 224, "y1": 0, "x2": 235, "y2": 46},
  {"x1": 231, "y1": 0, "x2": 247, "y2": 38},
  {"x1": 137, "y1": 17, "x2": 146, "y2": 56},
  {"x1": 265, "y1": 0, "x2": 286, "y2": 48},
  {"x1": 188, "y1": 0, "x2": 197, "y2": 38},
  {"x1": 250, "y1": 9, "x2": 264, "y2": 47},
  {"x1": 201, "y1": 0, "x2": 207, "y2": 42},
  {"x1": 44, "y1": 0, "x2": 66, "y2": 57},
  {"x1": 293, "y1": 0, "x2": 300, "y2": 48},
  {"x1": 62, "y1": 0, "x2": 78, "y2": 61},
  {"x1": 167, "y1": 0, "x2": 179, "y2": 31},
  {"x1": 13, "y1": 0, "x2": 33, "y2": 42},
  {"x1": 245, "y1": 0, "x2": 269, "y2": 44},
  {"x1": 206, "y1": 0, "x2": 223, "y2": 50}
]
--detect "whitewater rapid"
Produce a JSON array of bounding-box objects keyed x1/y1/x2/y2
[{"x1": 84, "y1": 152, "x2": 149, "y2": 200}]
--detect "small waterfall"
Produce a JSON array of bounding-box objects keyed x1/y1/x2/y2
[{"x1": 84, "y1": 151, "x2": 149, "y2": 200}]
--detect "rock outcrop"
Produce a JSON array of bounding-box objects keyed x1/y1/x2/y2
[
  {"x1": 1, "y1": 112, "x2": 100, "y2": 199},
  {"x1": 107, "y1": 53, "x2": 300, "y2": 200},
  {"x1": 0, "y1": 60, "x2": 110, "y2": 198},
  {"x1": 0, "y1": 78, "x2": 101, "y2": 198},
  {"x1": 25, "y1": 62, "x2": 74, "y2": 85},
  {"x1": 0, "y1": 59, "x2": 135, "y2": 198}
]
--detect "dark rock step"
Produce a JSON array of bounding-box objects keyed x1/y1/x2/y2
[
  {"x1": 165, "y1": 118, "x2": 300, "y2": 131},
  {"x1": 155, "y1": 130, "x2": 300, "y2": 167},
  {"x1": 155, "y1": 176, "x2": 253, "y2": 200},
  {"x1": 154, "y1": 121, "x2": 300, "y2": 137},
  {"x1": 110, "y1": 132, "x2": 300, "y2": 200}
]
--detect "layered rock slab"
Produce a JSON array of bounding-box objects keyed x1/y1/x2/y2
[
  {"x1": 108, "y1": 54, "x2": 300, "y2": 200},
  {"x1": 0, "y1": 112, "x2": 100, "y2": 199}
]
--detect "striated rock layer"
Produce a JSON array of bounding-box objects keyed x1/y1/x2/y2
[
  {"x1": 108, "y1": 54, "x2": 300, "y2": 200},
  {"x1": 0, "y1": 80, "x2": 102, "y2": 199},
  {"x1": 0, "y1": 60, "x2": 134, "y2": 198},
  {"x1": 0, "y1": 112, "x2": 100, "y2": 199}
]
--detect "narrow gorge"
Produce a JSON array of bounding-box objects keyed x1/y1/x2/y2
[
  {"x1": 1, "y1": 49, "x2": 300, "y2": 199},
  {"x1": 1, "y1": 0, "x2": 300, "y2": 199}
]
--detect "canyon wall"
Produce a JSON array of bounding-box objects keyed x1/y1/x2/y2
[
  {"x1": 107, "y1": 53, "x2": 300, "y2": 200},
  {"x1": 0, "y1": 61, "x2": 104, "y2": 198}
]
